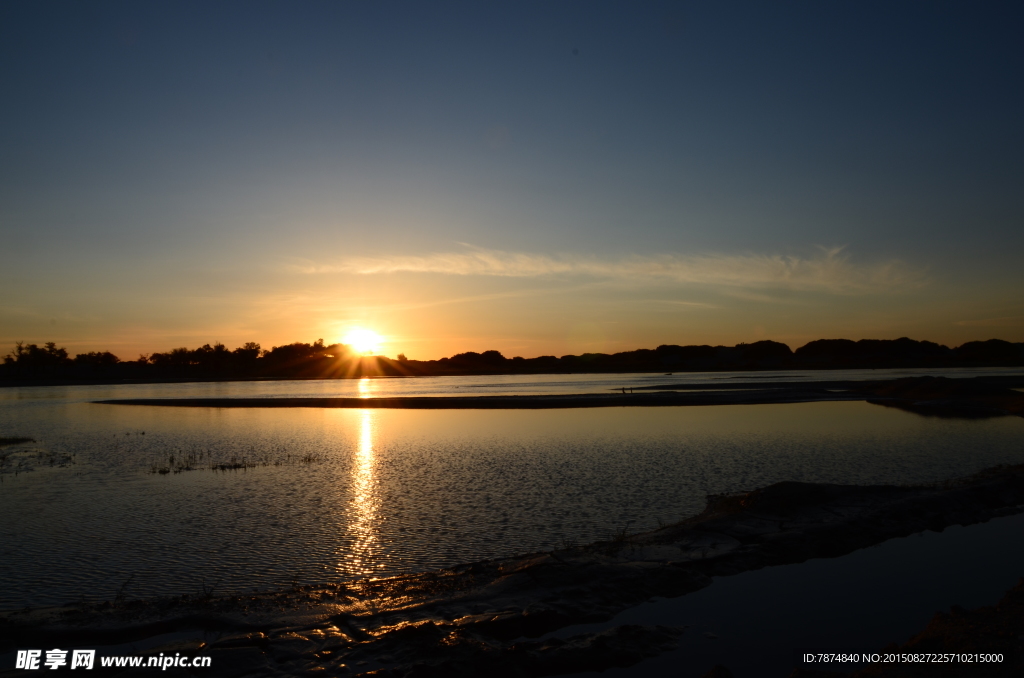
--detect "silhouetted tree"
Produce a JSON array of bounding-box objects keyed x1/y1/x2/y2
[
  {"x1": 737, "y1": 340, "x2": 792, "y2": 365},
  {"x1": 4, "y1": 341, "x2": 70, "y2": 367},
  {"x1": 3, "y1": 335, "x2": 1023, "y2": 384},
  {"x1": 74, "y1": 351, "x2": 120, "y2": 365},
  {"x1": 955, "y1": 339, "x2": 1022, "y2": 363}
]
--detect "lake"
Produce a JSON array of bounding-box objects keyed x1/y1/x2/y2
[{"x1": 2, "y1": 368, "x2": 1024, "y2": 610}]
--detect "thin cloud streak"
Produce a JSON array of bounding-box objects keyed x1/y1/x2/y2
[
  {"x1": 641, "y1": 299, "x2": 720, "y2": 309},
  {"x1": 257, "y1": 282, "x2": 616, "y2": 317},
  {"x1": 954, "y1": 315, "x2": 1024, "y2": 327},
  {"x1": 369, "y1": 285, "x2": 598, "y2": 313},
  {"x1": 0, "y1": 305, "x2": 47, "y2": 319},
  {"x1": 296, "y1": 246, "x2": 927, "y2": 294}
]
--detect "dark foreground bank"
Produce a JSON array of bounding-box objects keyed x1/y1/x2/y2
[{"x1": 4, "y1": 460, "x2": 1024, "y2": 677}]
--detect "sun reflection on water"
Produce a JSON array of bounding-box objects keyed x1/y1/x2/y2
[
  {"x1": 339, "y1": 408, "x2": 383, "y2": 575},
  {"x1": 358, "y1": 377, "x2": 373, "y2": 398}
]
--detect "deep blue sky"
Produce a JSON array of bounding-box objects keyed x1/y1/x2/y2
[{"x1": 2, "y1": 1, "x2": 1023, "y2": 358}]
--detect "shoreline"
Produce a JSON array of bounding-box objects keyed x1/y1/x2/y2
[
  {"x1": 3, "y1": 366, "x2": 1024, "y2": 390},
  {"x1": 5, "y1": 462, "x2": 1024, "y2": 676},
  {"x1": 93, "y1": 376, "x2": 1024, "y2": 418}
]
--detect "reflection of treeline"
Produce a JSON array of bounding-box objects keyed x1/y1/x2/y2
[{"x1": 2, "y1": 337, "x2": 1023, "y2": 383}]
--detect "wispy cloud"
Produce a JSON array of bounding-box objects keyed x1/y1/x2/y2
[
  {"x1": 293, "y1": 245, "x2": 927, "y2": 294},
  {"x1": 643, "y1": 299, "x2": 720, "y2": 308},
  {"x1": 0, "y1": 305, "x2": 46, "y2": 319},
  {"x1": 954, "y1": 315, "x2": 1024, "y2": 327}
]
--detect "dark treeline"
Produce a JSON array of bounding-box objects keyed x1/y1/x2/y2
[{"x1": 2, "y1": 337, "x2": 1023, "y2": 384}]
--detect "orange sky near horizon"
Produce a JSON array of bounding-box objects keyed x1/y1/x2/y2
[
  {"x1": 6, "y1": 251, "x2": 1020, "y2": 362},
  {"x1": 2, "y1": 5, "x2": 1023, "y2": 362}
]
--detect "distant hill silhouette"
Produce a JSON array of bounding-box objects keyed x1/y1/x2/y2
[{"x1": 2, "y1": 336, "x2": 1022, "y2": 384}]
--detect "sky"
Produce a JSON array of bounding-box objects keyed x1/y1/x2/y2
[{"x1": 2, "y1": 1, "x2": 1023, "y2": 360}]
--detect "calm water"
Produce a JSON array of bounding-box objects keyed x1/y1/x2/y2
[{"x1": 2, "y1": 369, "x2": 1023, "y2": 609}]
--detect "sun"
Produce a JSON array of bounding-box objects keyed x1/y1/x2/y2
[{"x1": 343, "y1": 328, "x2": 383, "y2": 355}]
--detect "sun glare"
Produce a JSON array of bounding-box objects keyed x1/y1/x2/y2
[{"x1": 343, "y1": 328, "x2": 383, "y2": 355}]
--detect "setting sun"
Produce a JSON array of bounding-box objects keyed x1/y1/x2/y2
[{"x1": 343, "y1": 328, "x2": 383, "y2": 355}]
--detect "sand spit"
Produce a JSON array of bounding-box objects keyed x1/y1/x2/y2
[
  {"x1": 5, "y1": 463, "x2": 1024, "y2": 677},
  {"x1": 96, "y1": 388, "x2": 858, "y2": 409},
  {"x1": 93, "y1": 377, "x2": 1024, "y2": 418}
]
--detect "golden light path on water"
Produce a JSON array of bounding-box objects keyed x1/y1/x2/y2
[
  {"x1": 340, "y1": 409, "x2": 380, "y2": 574},
  {"x1": 358, "y1": 376, "x2": 373, "y2": 399},
  {"x1": 340, "y1": 377, "x2": 384, "y2": 576}
]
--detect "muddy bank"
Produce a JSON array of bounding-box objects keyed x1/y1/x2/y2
[
  {"x1": 790, "y1": 579, "x2": 1024, "y2": 677},
  {"x1": 95, "y1": 388, "x2": 858, "y2": 410},
  {"x1": 5, "y1": 463, "x2": 1024, "y2": 677},
  {"x1": 850, "y1": 578, "x2": 1024, "y2": 677},
  {"x1": 857, "y1": 376, "x2": 1024, "y2": 418},
  {"x1": 93, "y1": 377, "x2": 1024, "y2": 418}
]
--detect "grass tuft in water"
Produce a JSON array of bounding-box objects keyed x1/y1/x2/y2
[
  {"x1": 0, "y1": 437, "x2": 35, "y2": 446},
  {"x1": 149, "y1": 444, "x2": 325, "y2": 474}
]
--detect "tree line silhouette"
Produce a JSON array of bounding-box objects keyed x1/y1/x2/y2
[{"x1": 1, "y1": 337, "x2": 1022, "y2": 384}]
